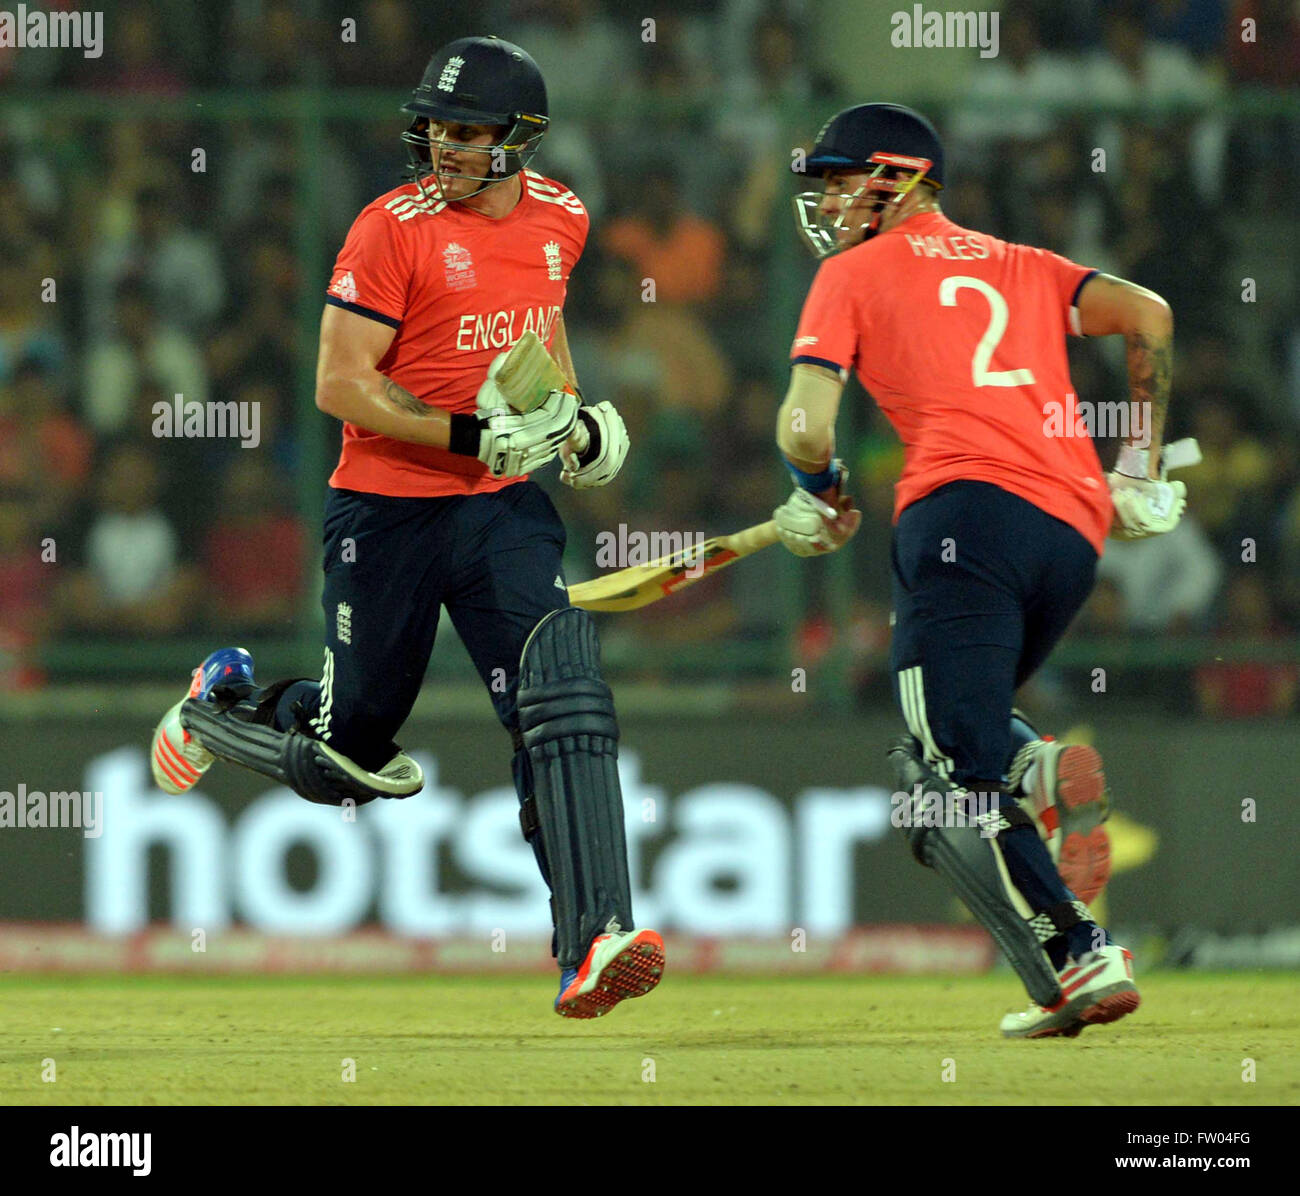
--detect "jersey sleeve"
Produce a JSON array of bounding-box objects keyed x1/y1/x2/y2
[
  {"x1": 325, "y1": 207, "x2": 413, "y2": 329},
  {"x1": 790, "y1": 256, "x2": 860, "y2": 376},
  {"x1": 571, "y1": 203, "x2": 591, "y2": 264},
  {"x1": 1033, "y1": 247, "x2": 1098, "y2": 337}
]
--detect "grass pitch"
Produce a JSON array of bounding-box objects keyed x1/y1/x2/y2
[{"x1": 0, "y1": 972, "x2": 1295, "y2": 1105}]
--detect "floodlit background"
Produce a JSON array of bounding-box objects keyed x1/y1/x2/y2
[{"x1": 0, "y1": 0, "x2": 1297, "y2": 971}]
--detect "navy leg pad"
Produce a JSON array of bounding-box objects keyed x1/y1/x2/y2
[
  {"x1": 180, "y1": 697, "x2": 422, "y2": 807},
  {"x1": 517, "y1": 607, "x2": 633, "y2": 968},
  {"x1": 888, "y1": 735, "x2": 1064, "y2": 1009}
]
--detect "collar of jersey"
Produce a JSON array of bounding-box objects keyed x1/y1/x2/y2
[{"x1": 436, "y1": 172, "x2": 533, "y2": 224}]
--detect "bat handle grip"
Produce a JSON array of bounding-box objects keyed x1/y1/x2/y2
[{"x1": 726, "y1": 521, "x2": 781, "y2": 555}]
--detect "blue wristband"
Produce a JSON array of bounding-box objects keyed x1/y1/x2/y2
[{"x1": 784, "y1": 456, "x2": 842, "y2": 493}]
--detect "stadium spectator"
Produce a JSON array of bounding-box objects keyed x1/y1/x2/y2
[
  {"x1": 949, "y1": 1, "x2": 1085, "y2": 169},
  {"x1": 82, "y1": 0, "x2": 189, "y2": 95},
  {"x1": 201, "y1": 455, "x2": 305, "y2": 634},
  {"x1": 57, "y1": 442, "x2": 198, "y2": 637},
  {"x1": 1194, "y1": 574, "x2": 1298, "y2": 717},
  {"x1": 0, "y1": 358, "x2": 93, "y2": 531},
  {"x1": 1089, "y1": 0, "x2": 1215, "y2": 100},
  {"x1": 716, "y1": 11, "x2": 821, "y2": 249},
  {"x1": 330, "y1": 0, "x2": 431, "y2": 89},
  {"x1": 1096, "y1": 516, "x2": 1223, "y2": 633},
  {"x1": 1179, "y1": 393, "x2": 1277, "y2": 554},
  {"x1": 0, "y1": 482, "x2": 55, "y2": 690},
  {"x1": 511, "y1": 0, "x2": 630, "y2": 125},
  {"x1": 82, "y1": 278, "x2": 209, "y2": 436},
  {"x1": 602, "y1": 168, "x2": 726, "y2": 305},
  {"x1": 0, "y1": 250, "x2": 68, "y2": 387},
  {"x1": 1227, "y1": 0, "x2": 1300, "y2": 87},
  {"x1": 1146, "y1": 0, "x2": 1229, "y2": 59},
  {"x1": 206, "y1": 227, "x2": 299, "y2": 403},
  {"x1": 87, "y1": 184, "x2": 226, "y2": 337}
]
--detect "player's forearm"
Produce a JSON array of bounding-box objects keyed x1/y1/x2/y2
[
  {"x1": 777, "y1": 364, "x2": 843, "y2": 474},
  {"x1": 551, "y1": 316, "x2": 578, "y2": 389},
  {"x1": 1076, "y1": 274, "x2": 1173, "y2": 474},
  {"x1": 777, "y1": 400, "x2": 833, "y2": 470},
  {"x1": 316, "y1": 369, "x2": 453, "y2": 449},
  {"x1": 1123, "y1": 315, "x2": 1173, "y2": 471}
]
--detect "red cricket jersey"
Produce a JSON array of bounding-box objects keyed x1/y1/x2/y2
[
  {"x1": 791, "y1": 211, "x2": 1111, "y2": 554},
  {"x1": 325, "y1": 169, "x2": 589, "y2": 497}
]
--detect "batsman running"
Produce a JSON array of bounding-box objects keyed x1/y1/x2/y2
[
  {"x1": 148, "y1": 36, "x2": 664, "y2": 1019},
  {"x1": 775, "y1": 103, "x2": 1196, "y2": 1037}
]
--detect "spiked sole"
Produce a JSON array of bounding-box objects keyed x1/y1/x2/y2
[
  {"x1": 1006, "y1": 978, "x2": 1140, "y2": 1039},
  {"x1": 556, "y1": 932, "x2": 665, "y2": 1020},
  {"x1": 1079, "y1": 985, "x2": 1141, "y2": 1025},
  {"x1": 1051, "y1": 745, "x2": 1112, "y2": 904}
]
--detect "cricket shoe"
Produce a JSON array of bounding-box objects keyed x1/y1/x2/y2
[
  {"x1": 150, "y1": 647, "x2": 255, "y2": 794},
  {"x1": 1015, "y1": 739, "x2": 1112, "y2": 905},
  {"x1": 1000, "y1": 945, "x2": 1140, "y2": 1039},
  {"x1": 555, "y1": 928, "x2": 665, "y2": 1019}
]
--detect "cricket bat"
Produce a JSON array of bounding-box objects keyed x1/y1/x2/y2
[
  {"x1": 492, "y1": 331, "x2": 570, "y2": 414},
  {"x1": 567, "y1": 521, "x2": 780, "y2": 612}
]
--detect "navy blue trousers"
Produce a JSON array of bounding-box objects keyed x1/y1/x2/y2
[
  {"x1": 889, "y1": 481, "x2": 1098, "y2": 787},
  {"x1": 285, "y1": 481, "x2": 570, "y2": 771}
]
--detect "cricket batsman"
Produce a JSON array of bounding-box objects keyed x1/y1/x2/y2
[
  {"x1": 774, "y1": 103, "x2": 1194, "y2": 1037},
  {"x1": 148, "y1": 36, "x2": 664, "y2": 1019}
]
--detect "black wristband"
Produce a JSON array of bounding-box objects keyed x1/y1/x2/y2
[{"x1": 448, "y1": 413, "x2": 483, "y2": 457}]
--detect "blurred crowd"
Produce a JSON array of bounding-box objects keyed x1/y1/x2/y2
[{"x1": 1, "y1": 0, "x2": 1297, "y2": 716}]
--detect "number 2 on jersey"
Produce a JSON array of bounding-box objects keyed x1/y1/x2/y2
[{"x1": 938, "y1": 275, "x2": 1037, "y2": 388}]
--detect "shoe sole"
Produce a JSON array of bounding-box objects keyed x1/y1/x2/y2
[
  {"x1": 1078, "y1": 983, "x2": 1141, "y2": 1025},
  {"x1": 1010, "y1": 980, "x2": 1140, "y2": 1039},
  {"x1": 556, "y1": 932, "x2": 665, "y2": 1020},
  {"x1": 150, "y1": 701, "x2": 208, "y2": 793},
  {"x1": 1052, "y1": 745, "x2": 1112, "y2": 904}
]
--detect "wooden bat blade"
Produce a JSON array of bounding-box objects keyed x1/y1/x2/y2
[
  {"x1": 567, "y1": 521, "x2": 780, "y2": 612},
  {"x1": 493, "y1": 331, "x2": 569, "y2": 413}
]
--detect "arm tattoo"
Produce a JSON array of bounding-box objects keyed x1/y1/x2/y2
[
  {"x1": 1124, "y1": 329, "x2": 1172, "y2": 449},
  {"x1": 381, "y1": 378, "x2": 431, "y2": 416}
]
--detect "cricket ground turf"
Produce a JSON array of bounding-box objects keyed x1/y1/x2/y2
[{"x1": 0, "y1": 973, "x2": 1295, "y2": 1106}]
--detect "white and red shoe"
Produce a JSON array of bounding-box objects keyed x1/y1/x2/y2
[
  {"x1": 149, "y1": 647, "x2": 254, "y2": 794},
  {"x1": 1019, "y1": 740, "x2": 1112, "y2": 905},
  {"x1": 555, "y1": 928, "x2": 665, "y2": 1019},
  {"x1": 1000, "y1": 944, "x2": 1140, "y2": 1038},
  {"x1": 150, "y1": 670, "x2": 214, "y2": 794}
]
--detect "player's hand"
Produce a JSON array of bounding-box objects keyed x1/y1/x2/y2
[
  {"x1": 474, "y1": 354, "x2": 511, "y2": 412},
  {"x1": 1105, "y1": 439, "x2": 1199, "y2": 540},
  {"x1": 476, "y1": 387, "x2": 580, "y2": 478},
  {"x1": 774, "y1": 469, "x2": 862, "y2": 556},
  {"x1": 560, "y1": 401, "x2": 629, "y2": 489},
  {"x1": 1107, "y1": 475, "x2": 1186, "y2": 539}
]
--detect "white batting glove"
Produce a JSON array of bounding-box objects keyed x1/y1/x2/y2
[
  {"x1": 475, "y1": 386, "x2": 580, "y2": 478},
  {"x1": 560, "y1": 401, "x2": 629, "y2": 489},
  {"x1": 1106, "y1": 440, "x2": 1199, "y2": 541},
  {"x1": 774, "y1": 465, "x2": 862, "y2": 556}
]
